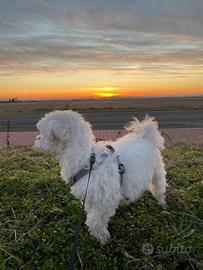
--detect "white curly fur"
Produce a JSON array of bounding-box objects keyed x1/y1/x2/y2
[{"x1": 34, "y1": 110, "x2": 167, "y2": 244}]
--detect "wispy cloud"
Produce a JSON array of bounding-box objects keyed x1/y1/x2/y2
[{"x1": 0, "y1": 28, "x2": 202, "y2": 78}]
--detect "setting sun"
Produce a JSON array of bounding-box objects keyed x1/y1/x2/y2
[
  {"x1": 96, "y1": 92, "x2": 117, "y2": 98},
  {"x1": 94, "y1": 87, "x2": 119, "y2": 98}
]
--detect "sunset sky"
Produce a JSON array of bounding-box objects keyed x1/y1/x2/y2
[{"x1": 0, "y1": 0, "x2": 203, "y2": 99}]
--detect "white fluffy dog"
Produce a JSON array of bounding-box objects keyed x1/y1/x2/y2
[{"x1": 34, "y1": 110, "x2": 167, "y2": 244}]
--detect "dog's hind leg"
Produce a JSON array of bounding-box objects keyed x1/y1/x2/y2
[
  {"x1": 149, "y1": 165, "x2": 167, "y2": 208},
  {"x1": 85, "y1": 206, "x2": 116, "y2": 244}
]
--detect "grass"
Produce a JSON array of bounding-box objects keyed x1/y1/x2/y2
[
  {"x1": 2, "y1": 105, "x2": 203, "y2": 114},
  {"x1": 0, "y1": 145, "x2": 202, "y2": 270}
]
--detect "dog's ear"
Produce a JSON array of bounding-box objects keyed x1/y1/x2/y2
[{"x1": 47, "y1": 119, "x2": 72, "y2": 141}]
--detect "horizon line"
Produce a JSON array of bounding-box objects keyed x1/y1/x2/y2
[{"x1": 0, "y1": 93, "x2": 203, "y2": 101}]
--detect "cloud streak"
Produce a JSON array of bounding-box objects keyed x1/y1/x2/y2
[{"x1": 0, "y1": 29, "x2": 202, "y2": 77}]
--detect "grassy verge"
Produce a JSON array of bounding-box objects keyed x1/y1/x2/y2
[
  {"x1": 1, "y1": 105, "x2": 203, "y2": 114},
  {"x1": 0, "y1": 145, "x2": 202, "y2": 270}
]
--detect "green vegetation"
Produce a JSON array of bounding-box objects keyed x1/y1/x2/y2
[{"x1": 0, "y1": 145, "x2": 202, "y2": 270}]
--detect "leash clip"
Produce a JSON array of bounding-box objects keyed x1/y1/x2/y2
[
  {"x1": 90, "y1": 152, "x2": 96, "y2": 166},
  {"x1": 118, "y1": 163, "x2": 125, "y2": 175},
  {"x1": 116, "y1": 155, "x2": 125, "y2": 175}
]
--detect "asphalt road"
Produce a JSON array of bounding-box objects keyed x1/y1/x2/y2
[{"x1": 0, "y1": 110, "x2": 203, "y2": 131}]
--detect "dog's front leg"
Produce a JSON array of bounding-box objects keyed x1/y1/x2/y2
[{"x1": 85, "y1": 207, "x2": 115, "y2": 245}]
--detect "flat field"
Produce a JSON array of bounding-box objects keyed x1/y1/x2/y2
[{"x1": 0, "y1": 96, "x2": 203, "y2": 113}]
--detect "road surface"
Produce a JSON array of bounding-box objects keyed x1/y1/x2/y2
[{"x1": 0, "y1": 110, "x2": 203, "y2": 131}]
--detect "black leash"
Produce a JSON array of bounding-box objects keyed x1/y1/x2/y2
[{"x1": 67, "y1": 152, "x2": 96, "y2": 270}]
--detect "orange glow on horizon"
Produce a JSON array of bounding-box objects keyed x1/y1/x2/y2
[
  {"x1": 1, "y1": 66, "x2": 203, "y2": 99},
  {"x1": 1, "y1": 81, "x2": 203, "y2": 99},
  {"x1": 1, "y1": 88, "x2": 203, "y2": 99},
  {"x1": 94, "y1": 87, "x2": 119, "y2": 98}
]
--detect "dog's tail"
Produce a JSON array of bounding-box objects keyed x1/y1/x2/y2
[{"x1": 125, "y1": 115, "x2": 164, "y2": 150}]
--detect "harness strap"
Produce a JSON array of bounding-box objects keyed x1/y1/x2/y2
[
  {"x1": 106, "y1": 145, "x2": 125, "y2": 183},
  {"x1": 70, "y1": 168, "x2": 89, "y2": 186},
  {"x1": 69, "y1": 145, "x2": 114, "y2": 186},
  {"x1": 69, "y1": 145, "x2": 125, "y2": 188}
]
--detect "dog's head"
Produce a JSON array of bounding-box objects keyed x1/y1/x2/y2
[{"x1": 34, "y1": 110, "x2": 94, "y2": 157}]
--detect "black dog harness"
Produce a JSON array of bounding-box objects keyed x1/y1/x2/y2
[{"x1": 69, "y1": 145, "x2": 125, "y2": 186}]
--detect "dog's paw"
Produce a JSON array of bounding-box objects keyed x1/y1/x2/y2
[
  {"x1": 97, "y1": 229, "x2": 110, "y2": 245},
  {"x1": 160, "y1": 203, "x2": 168, "y2": 211}
]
